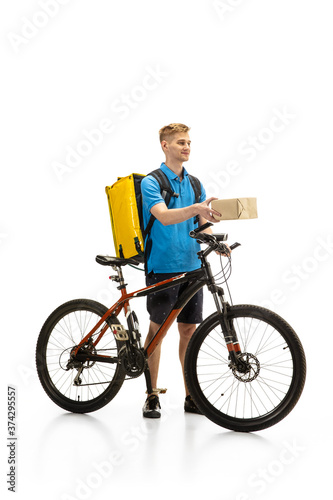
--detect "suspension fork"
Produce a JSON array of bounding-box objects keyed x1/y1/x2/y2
[
  {"x1": 199, "y1": 250, "x2": 241, "y2": 362},
  {"x1": 219, "y1": 297, "x2": 242, "y2": 363},
  {"x1": 210, "y1": 286, "x2": 241, "y2": 361}
]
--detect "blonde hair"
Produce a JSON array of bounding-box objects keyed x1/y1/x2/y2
[{"x1": 159, "y1": 123, "x2": 190, "y2": 143}]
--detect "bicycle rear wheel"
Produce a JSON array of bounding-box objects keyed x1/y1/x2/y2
[
  {"x1": 185, "y1": 305, "x2": 306, "y2": 432},
  {"x1": 36, "y1": 299, "x2": 125, "y2": 413}
]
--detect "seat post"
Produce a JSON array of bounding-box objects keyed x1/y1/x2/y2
[{"x1": 111, "y1": 264, "x2": 126, "y2": 290}]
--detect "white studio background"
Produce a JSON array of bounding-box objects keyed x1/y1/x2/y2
[{"x1": 1, "y1": 1, "x2": 332, "y2": 499}]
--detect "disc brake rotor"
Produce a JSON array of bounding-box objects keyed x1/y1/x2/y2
[{"x1": 232, "y1": 352, "x2": 260, "y2": 382}]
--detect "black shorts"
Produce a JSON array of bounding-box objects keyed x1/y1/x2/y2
[{"x1": 146, "y1": 272, "x2": 203, "y2": 325}]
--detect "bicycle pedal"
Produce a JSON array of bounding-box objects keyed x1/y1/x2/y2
[{"x1": 111, "y1": 325, "x2": 129, "y2": 341}]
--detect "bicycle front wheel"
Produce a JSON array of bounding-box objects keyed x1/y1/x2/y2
[
  {"x1": 36, "y1": 299, "x2": 125, "y2": 413},
  {"x1": 185, "y1": 305, "x2": 306, "y2": 432}
]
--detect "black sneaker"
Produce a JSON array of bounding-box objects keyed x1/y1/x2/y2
[
  {"x1": 142, "y1": 395, "x2": 161, "y2": 418},
  {"x1": 184, "y1": 395, "x2": 203, "y2": 414}
]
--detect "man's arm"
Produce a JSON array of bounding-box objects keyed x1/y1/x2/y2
[{"x1": 150, "y1": 197, "x2": 221, "y2": 226}]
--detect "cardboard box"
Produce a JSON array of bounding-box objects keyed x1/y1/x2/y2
[{"x1": 211, "y1": 197, "x2": 258, "y2": 220}]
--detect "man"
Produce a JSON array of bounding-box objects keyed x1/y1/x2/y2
[{"x1": 141, "y1": 123, "x2": 221, "y2": 418}]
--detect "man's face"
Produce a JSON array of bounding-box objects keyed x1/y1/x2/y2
[{"x1": 162, "y1": 132, "x2": 191, "y2": 163}]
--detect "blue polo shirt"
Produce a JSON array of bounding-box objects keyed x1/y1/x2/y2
[{"x1": 141, "y1": 163, "x2": 206, "y2": 273}]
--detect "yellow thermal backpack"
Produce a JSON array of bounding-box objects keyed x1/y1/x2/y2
[{"x1": 105, "y1": 170, "x2": 201, "y2": 265}]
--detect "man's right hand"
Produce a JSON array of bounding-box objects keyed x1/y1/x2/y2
[{"x1": 196, "y1": 197, "x2": 221, "y2": 223}]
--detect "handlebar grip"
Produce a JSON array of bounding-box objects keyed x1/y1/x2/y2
[
  {"x1": 229, "y1": 242, "x2": 241, "y2": 250},
  {"x1": 190, "y1": 222, "x2": 213, "y2": 236}
]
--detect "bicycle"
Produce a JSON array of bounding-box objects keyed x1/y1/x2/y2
[{"x1": 36, "y1": 222, "x2": 306, "y2": 432}]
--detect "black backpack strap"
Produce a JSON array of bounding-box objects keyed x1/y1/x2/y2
[
  {"x1": 188, "y1": 174, "x2": 202, "y2": 225},
  {"x1": 142, "y1": 169, "x2": 179, "y2": 240},
  {"x1": 149, "y1": 169, "x2": 179, "y2": 203}
]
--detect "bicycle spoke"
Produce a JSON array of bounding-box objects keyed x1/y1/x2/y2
[
  {"x1": 44, "y1": 309, "x2": 120, "y2": 402},
  {"x1": 194, "y1": 314, "x2": 296, "y2": 420}
]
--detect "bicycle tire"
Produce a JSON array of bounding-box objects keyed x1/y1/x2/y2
[
  {"x1": 185, "y1": 305, "x2": 306, "y2": 432},
  {"x1": 36, "y1": 299, "x2": 126, "y2": 413}
]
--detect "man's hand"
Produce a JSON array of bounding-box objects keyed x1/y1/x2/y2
[
  {"x1": 216, "y1": 243, "x2": 231, "y2": 257},
  {"x1": 196, "y1": 197, "x2": 221, "y2": 223}
]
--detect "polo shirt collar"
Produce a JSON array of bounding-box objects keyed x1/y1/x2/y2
[{"x1": 160, "y1": 162, "x2": 189, "y2": 180}]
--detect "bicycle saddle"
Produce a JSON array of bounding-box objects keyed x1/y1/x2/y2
[{"x1": 95, "y1": 255, "x2": 142, "y2": 267}]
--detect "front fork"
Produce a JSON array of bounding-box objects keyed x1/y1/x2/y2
[
  {"x1": 199, "y1": 252, "x2": 242, "y2": 365},
  {"x1": 210, "y1": 287, "x2": 252, "y2": 375},
  {"x1": 210, "y1": 286, "x2": 242, "y2": 364}
]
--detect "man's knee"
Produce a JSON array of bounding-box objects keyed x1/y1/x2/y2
[
  {"x1": 147, "y1": 321, "x2": 161, "y2": 340},
  {"x1": 178, "y1": 323, "x2": 196, "y2": 340}
]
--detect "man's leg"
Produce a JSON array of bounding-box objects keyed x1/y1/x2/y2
[
  {"x1": 178, "y1": 322, "x2": 203, "y2": 414},
  {"x1": 142, "y1": 320, "x2": 164, "y2": 418},
  {"x1": 178, "y1": 322, "x2": 197, "y2": 396},
  {"x1": 144, "y1": 320, "x2": 162, "y2": 393},
  {"x1": 145, "y1": 272, "x2": 176, "y2": 394}
]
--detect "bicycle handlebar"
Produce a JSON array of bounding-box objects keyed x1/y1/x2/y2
[
  {"x1": 189, "y1": 223, "x2": 241, "y2": 255},
  {"x1": 190, "y1": 221, "x2": 213, "y2": 234}
]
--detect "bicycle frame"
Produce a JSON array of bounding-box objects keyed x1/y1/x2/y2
[
  {"x1": 73, "y1": 246, "x2": 241, "y2": 365},
  {"x1": 73, "y1": 268, "x2": 205, "y2": 359}
]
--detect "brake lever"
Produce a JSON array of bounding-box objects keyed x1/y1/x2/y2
[{"x1": 216, "y1": 241, "x2": 241, "y2": 256}]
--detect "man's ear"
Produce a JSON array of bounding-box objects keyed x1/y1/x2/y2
[{"x1": 161, "y1": 140, "x2": 168, "y2": 152}]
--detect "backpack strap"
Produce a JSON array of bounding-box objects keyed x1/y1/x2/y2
[
  {"x1": 188, "y1": 174, "x2": 201, "y2": 225},
  {"x1": 142, "y1": 169, "x2": 179, "y2": 240},
  {"x1": 149, "y1": 168, "x2": 180, "y2": 204}
]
